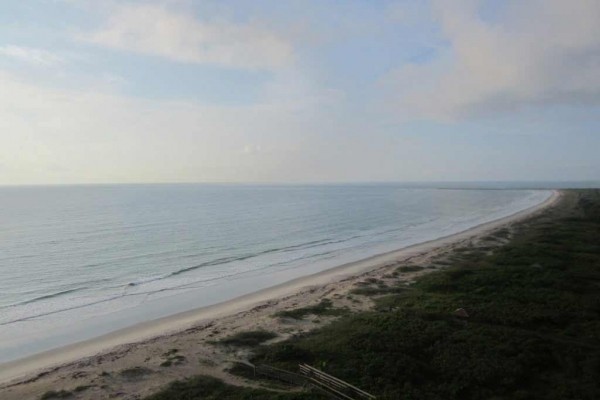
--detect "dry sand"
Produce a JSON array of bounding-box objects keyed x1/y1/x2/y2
[{"x1": 0, "y1": 190, "x2": 560, "y2": 399}]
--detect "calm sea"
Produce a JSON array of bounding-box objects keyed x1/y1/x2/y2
[{"x1": 0, "y1": 184, "x2": 551, "y2": 362}]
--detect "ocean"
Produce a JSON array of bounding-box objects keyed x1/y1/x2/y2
[{"x1": 0, "y1": 184, "x2": 551, "y2": 363}]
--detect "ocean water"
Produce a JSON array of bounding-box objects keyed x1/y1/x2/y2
[{"x1": 0, "y1": 184, "x2": 551, "y2": 363}]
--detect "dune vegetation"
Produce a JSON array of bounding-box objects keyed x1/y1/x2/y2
[{"x1": 147, "y1": 190, "x2": 600, "y2": 400}]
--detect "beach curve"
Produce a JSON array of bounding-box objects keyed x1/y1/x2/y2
[{"x1": 0, "y1": 189, "x2": 560, "y2": 386}]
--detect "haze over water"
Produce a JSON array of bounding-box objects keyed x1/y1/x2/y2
[{"x1": 0, "y1": 184, "x2": 551, "y2": 362}]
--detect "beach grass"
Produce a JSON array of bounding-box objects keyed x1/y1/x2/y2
[
  {"x1": 217, "y1": 330, "x2": 278, "y2": 347},
  {"x1": 145, "y1": 375, "x2": 325, "y2": 400},
  {"x1": 273, "y1": 298, "x2": 348, "y2": 320},
  {"x1": 396, "y1": 265, "x2": 424, "y2": 273},
  {"x1": 40, "y1": 390, "x2": 72, "y2": 399},
  {"x1": 349, "y1": 285, "x2": 407, "y2": 296}
]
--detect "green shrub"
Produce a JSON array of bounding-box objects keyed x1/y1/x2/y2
[
  {"x1": 119, "y1": 366, "x2": 153, "y2": 380},
  {"x1": 40, "y1": 390, "x2": 72, "y2": 399},
  {"x1": 218, "y1": 330, "x2": 278, "y2": 347},
  {"x1": 74, "y1": 385, "x2": 93, "y2": 392},
  {"x1": 145, "y1": 375, "x2": 325, "y2": 399},
  {"x1": 274, "y1": 299, "x2": 347, "y2": 319},
  {"x1": 397, "y1": 265, "x2": 424, "y2": 273}
]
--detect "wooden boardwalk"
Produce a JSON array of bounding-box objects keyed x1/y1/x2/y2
[
  {"x1": 299, "y1": 364, "x2": 376, "y2": 400},
  {"x1": 251, "y1": 362, "x2": 376, "y2": 400}
]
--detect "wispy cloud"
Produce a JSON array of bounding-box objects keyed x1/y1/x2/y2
[
  {"x1": 385, "y1": 0, "x2": 600, "y2": 120},
  {"x1": 81, "y1": 3, "x2": 294, "y2": 70},
  {"x1": 0, "y1": 0, "x2": 598, "y2": 184},
  {"x1": 0, "y1": 45, "x2": 64, "y2": 67},
  {"x1": 0, "y1": 68, "x2": 347, "y2": 184}
]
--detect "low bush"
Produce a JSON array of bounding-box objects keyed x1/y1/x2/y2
[
  {"x1": 40, "y1": 390, "x2": 72, "y2": 399},
  {"x1": 274, "y1": 299, "x2": 347, "y2": 320},
  {"x1": 146, "y1": 375, "x2": 325, "y2": 400},
  {"x1": 218, "y1": 330, "x2": 278, "y2": 347}
]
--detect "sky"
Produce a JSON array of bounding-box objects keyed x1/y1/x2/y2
[{"x1": 0, "y1": 0, "x2": 599, "y2": 185}]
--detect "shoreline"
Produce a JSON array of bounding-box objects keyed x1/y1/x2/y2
[{"x1": 0, "y1": 189, "x2": 560, "y2": 387}]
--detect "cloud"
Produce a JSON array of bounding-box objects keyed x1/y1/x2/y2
[
  {"x1": 242, "y1": 144, "x2": 262, "y2": 155},
  {"x1": 385, "y1": 0, "x2": 600, "y2": 120},
  {"x1": 0, "y1": 67, "x2": 348, "y2": 184},
  {"x1": 82, "y1": 3, "x2": 294, "y2": 70},
  {"x1": 0, "y1": 45, "x2": 64, "y2": 67}
]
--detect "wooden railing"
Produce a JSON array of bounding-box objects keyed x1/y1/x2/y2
[
  {"x1": 249, "y1": 362, "x2": 376, "y2": 400},
  {"x1": 299, "y1": 364, "x2": 376, "y2": 400},
  {"x1": 255, "y1": 364, "x2": 307, "y2": 387}
]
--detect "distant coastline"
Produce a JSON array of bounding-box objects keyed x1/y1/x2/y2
[
  {"x1": 0, "y1": 189, "x2": 559, "y2": 389},
  {"x1": 0, "y1": 186, "x2": 550, "y2": 365}
]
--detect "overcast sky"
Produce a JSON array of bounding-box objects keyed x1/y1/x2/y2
[{"x1": 1, "y1": 0, "x2": 599, "y2": 185}]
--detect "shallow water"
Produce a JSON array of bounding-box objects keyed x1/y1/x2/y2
[{"x1": 0, "y1": 184, "x2": 551, "y2": 362}]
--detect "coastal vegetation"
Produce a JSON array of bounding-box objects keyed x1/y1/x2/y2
[
  {"x1": 40, "y1": 390, "x2": 72, "y2": 399},
  {"x1": 146, "y1": 375, "x2": 322, "y2": 400},
  {"x1": 273, "y1": 298, "x2": 348, "y2": 320},
  {"x1": 145, "y1": 190, "x2": 599, "y2": 399},
  {"x1": 217, "y1": 330, "x2": 278, "y2": 347},
  {"x1": 119, "y1": 367, "x2": 153, "y2": 381}
]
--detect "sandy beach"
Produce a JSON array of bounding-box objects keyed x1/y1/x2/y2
[{"x1": 0, "y1": 190, "x2": 560, "y2": 399}]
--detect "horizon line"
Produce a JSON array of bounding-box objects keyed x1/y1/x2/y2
[{"x1": 1, "y1": 179, "x2": 599, "y2": 188}]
